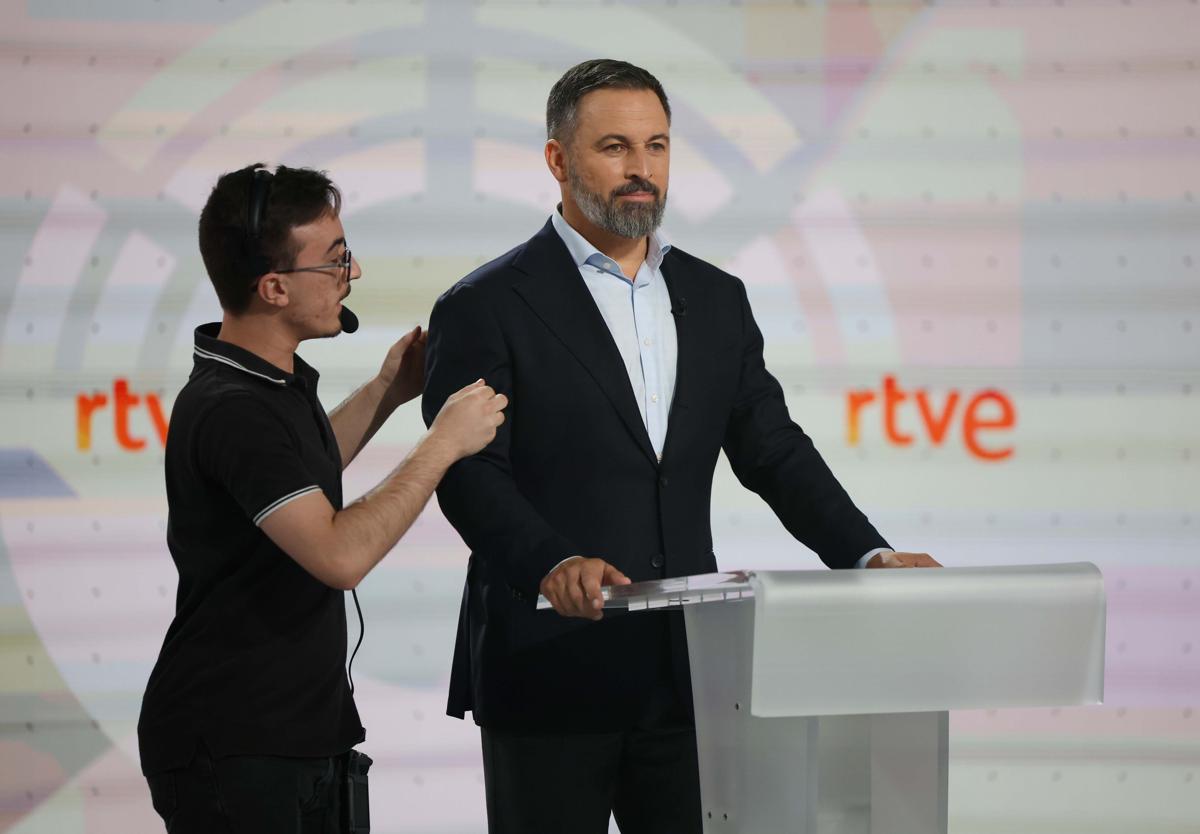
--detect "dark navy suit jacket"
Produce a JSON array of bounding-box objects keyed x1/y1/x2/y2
[{"x1": 422, "y1": 219, "x2": 888, "y2": 730}]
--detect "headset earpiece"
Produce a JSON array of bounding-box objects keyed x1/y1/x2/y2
[
  {"x1": 245, "y1": 167, "x2": 273, "y2": 280},
  {"x1": 247, "y1": 168, "x2": 271, "y2": 239}
]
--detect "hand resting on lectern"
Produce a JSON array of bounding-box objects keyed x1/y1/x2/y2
[
  {"x1": 867, "y1": 551, "x2": 943, "y2": 568},
  {"x1": 538, "y1": 556, "x2": 632, "y2": 620}
]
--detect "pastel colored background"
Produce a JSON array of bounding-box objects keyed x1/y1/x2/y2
[{"x1": 1, "y1": 1, "x2": 1197, "y2": 831}]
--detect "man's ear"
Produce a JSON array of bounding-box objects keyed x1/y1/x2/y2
[
  {"x1": 255, "y1": 272, "x2": 290, "y2": 309},
  {"x1": 544, "y1": 139, "x2": 569, "y2": 184}
]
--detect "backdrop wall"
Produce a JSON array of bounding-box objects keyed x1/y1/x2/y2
[{"x1": 1, "y1": 1, "x2": 1197, "y2": 832}]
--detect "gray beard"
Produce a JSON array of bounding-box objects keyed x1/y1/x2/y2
[{"x1": 568, "y1": 167, "x2": 666, "y2": 240}]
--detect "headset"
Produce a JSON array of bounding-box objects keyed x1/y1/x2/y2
[{"x1": 245, "y1": 167, "x2": 274, "y2": 280}]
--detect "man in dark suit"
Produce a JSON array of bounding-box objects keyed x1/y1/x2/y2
[{"x1": 422, "y1": 59, "x2": 940, "y2": 834}]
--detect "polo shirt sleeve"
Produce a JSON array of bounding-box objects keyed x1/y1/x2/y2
[{"x1": 193, "y1": 394, "x2": 323, "y2": 527}]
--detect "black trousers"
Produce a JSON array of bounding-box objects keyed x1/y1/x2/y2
[
  {"x1": 481, "y1": 725, "x2": 703, "y2": 834},
  {"x1": 145, "y1": 745, "x2": 349, "y2": 834}
]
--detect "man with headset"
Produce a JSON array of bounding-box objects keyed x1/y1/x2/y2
[{"x1": 137, "y1": 163, "x2": 508, "y2": 833}]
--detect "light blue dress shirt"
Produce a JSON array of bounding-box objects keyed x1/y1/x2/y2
[
  {"x1": 550, "y1": 209, "x2": 677, "y2": 461},
  {"x1": 547, "y1": 211, "x2": 888, "y2": 572}
]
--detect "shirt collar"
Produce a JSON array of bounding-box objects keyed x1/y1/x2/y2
[
  {"x1": 550, "y1": 207, "x2": 672, "y2": 279},
  {"x1": 192, "y1": 323, "x2": 318, "y2": 388}
]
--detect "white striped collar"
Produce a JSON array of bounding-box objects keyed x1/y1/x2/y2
[
  {"x1": 191, "y1": 323, "x2": 318, "y2": 387},
  {"x1": 192, "y1": 345, "x2": 287, "y2": 386}
]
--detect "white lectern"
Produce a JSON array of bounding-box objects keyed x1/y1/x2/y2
[{"x1": 539, "y1": 563, "x2": 1106, "y2": 834}]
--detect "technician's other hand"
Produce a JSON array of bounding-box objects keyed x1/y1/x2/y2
[
  {"x1": 430, "y1": 380, "x2": 508, "y2": 460},
  {"x1": 540, "y1": 557, "x2": 632, "y2": 621},
  {"x1": 376, "y1": 325, "x2": 427, "y2": 406},
  {"x1": 867, "y1": 551, "x2": 942, "y2": 568}
]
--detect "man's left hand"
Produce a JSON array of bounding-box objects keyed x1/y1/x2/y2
[
  {"x1": 376, "y1": 325, "x2": 427, "y2": 406},
  {"x1": 867, "y1": 551, "x2": 942, "y2": 568}
]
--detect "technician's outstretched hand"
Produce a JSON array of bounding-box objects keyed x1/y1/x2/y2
[
  {"x1": 429, "y1": 379, "x2": 508, "y2": 460},
  {"x1": 540, "y1": 557, "x2": 632, "y2": 621},
  {"x1": 376, "y1": 324, "x2": 428, "y2": 406},
  {"x1": 867, "y1": 551, "x2": 942, "y2": 568},
  {"x1": 329, "y1": 325, "x2": 432, "y2": 467}
]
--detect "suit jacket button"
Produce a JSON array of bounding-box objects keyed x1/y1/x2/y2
[
  {"x1": 658, "y1": 475, "x2": 668, "y2": 488},
  {"x1": 651, "y1": 554, "x2": 664, "y2": 569}
]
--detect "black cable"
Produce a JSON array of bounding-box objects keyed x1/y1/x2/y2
[{"x1": 347, "y1": 588, "x2": 365, "y2": 696}]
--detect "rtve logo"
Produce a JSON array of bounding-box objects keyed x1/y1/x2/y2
[
  {"x1": 76, "y1": 378, "x2": 169, "y2": 451},
  {"x1": 845, "y1": 376, "x2": 1016, "y2": 461}
]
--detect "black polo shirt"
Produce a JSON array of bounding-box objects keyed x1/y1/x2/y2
[{"x1": 138, "y1": 323, "x2": 364, "y2": 776}]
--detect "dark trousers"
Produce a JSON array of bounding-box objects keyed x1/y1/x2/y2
[
  {"x1": 146, "y1": 745, "x2": 349, "y2": 834},
  {"x1": 481, "y1": 725, "x2": 703, "y2": 834}
]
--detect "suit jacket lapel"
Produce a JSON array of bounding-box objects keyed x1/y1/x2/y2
[
  {"x1": 660, "y1": 254, "x2": 697, "y2": 464},
  {"x1": 511, "y1": 221, "x2": 658, "y2": 466}
]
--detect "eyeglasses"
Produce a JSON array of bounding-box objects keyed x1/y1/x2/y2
[{"x1": 272, "y1": 248, "x2": 353, "y2": 282}]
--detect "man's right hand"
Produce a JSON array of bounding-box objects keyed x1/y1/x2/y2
[
  {"x1": 429, "y1": 379, "x2": 508, "y2": 460},
  {"x1": 539, "y1": 557, "x2": 632, "y2": 621}
]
